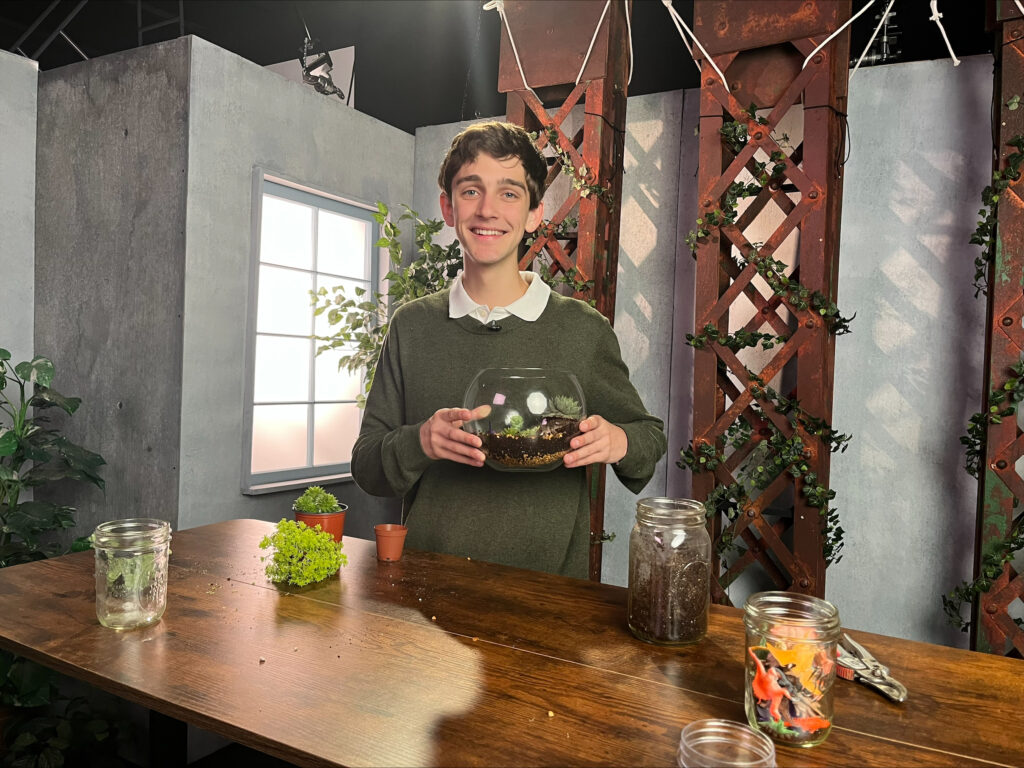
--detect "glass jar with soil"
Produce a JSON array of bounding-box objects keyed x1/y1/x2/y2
[
  {"x1": 462, "y1": 368, "x2": 586, "y2": 472},
  {"x1": 627, "y1": 498, "x2": 711, "y2": 645}
]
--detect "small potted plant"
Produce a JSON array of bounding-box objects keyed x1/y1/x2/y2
[
  {"x1": 259, "y1": 519, "x2": 347, "y2": 587},
  {"x1": 291, "y1": 485, "x2": 347, "y2": 541}
]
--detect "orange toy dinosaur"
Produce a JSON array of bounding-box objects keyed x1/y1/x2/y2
[{"x1": 749, "y1": 647, "x2": 792, "y2": 722}]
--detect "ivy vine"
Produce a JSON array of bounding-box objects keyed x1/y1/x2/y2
[
  {"x1": 679, "y1": 375, "x2": 850, "y2": 569},
  {"x1": 529, "y1": 127, "x2": 613, "y2": 207},
  {"x1": 680, "y1": 105, "x2": 852, "y2": 575},
  {"x1": 949, "y1": 360, "x2": 1024, "y2": 632},
  {"x1": 947, "y1": 129, "x2": 1024, "y2": 635},
  {"x1": 970, "y1": 134, "x2": 1024, "y2": 298}
]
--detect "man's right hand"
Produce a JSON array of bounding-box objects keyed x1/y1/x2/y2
[{"x1": 419, "y1": 405, "x2": 491, "y2": 467}]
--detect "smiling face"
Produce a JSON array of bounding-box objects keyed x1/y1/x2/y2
[{"x1": 439, "y1": 152, "x2": 544, "y2": 273}]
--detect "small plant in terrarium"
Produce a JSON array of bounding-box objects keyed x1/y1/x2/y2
[{"x1": 463, "y1": 369, "x2": 586, "y2": 472}]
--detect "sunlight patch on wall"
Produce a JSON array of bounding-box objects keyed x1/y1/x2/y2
[
  {"x1": 871, "y1": 295, "x2": 917, "y2": 355},
  {"x1": 627, "y1": 118, "x2": 664, "y2": 156},
  {"x1": 620, "y1": 195, "x2": 654, "y2": 267},
  {"x1": 867, "y1": 381, "x2": 921, "y2": 452},
  {"x1": 880, "y1": 247, "x2": 940, "y2": 317}
]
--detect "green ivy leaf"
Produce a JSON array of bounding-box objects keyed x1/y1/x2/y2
[{"x1": 14, "y1": 356, "x2": 55, "y2": 388}]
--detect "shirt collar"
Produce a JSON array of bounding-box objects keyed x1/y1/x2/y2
[{"x1": 449, "y1": 271, "x2": 551, "y2": 324}]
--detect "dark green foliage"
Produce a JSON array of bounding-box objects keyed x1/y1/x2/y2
[
  {"x1": 530, "y1": 128, "x2": 612, "y2": 206},
  {"x1": 0, "y1": 349, "x2": 105, "y2": 568},
  {"x1": 952, "y1": 362, "x2": 1024, "y2": 631},
  {"x1": 942, "y1": 514, "x2": 1024, "y2": 632},
  {"x1": 0, "y1": 349, "x2": 120, "y2": 765},
  {"x1": 686, "y1": 323, "x2": 786, "y2": 353},
  {"x1": 313, "y1": 203, "x2": 462, "y2": 406},
  {"x1": 1, "y1": 695, "x2": 126, "y2": 768},
  {"x1": 970, "y1": 135, "x2": 1024, "y2": 297}
]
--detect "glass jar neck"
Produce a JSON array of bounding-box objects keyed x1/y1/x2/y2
[
  {"x1": 635, "y1": 497, "x2": 706, "y2": 527},
  {"x1": 93, "y1": 518, "x2": 171, "y2": 550},
  {"x1": 743, "y1": 591, "x2": 841, "y2": 639}
]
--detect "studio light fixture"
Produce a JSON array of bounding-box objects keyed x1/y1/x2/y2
[{"x1": 297, "y1": 10, "x2": 345, "y2": 101}]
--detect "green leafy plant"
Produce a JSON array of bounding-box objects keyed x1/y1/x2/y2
[
  {"x1": 0, "y1": 350, "x2": 105, "y2": 567},
  {"x1": 0, "y1": 348, "x2": 118, "y2": 765},
  {"x1": 950, "y1": 359, "x2": 1024, "y2": 632},
  {"x1": 530, "y1": 127, "x2": 612, "y2": 206},
  {"x1": 1, "y1": 695, "x2": 123, "y2": 768},
  {"x1": 313, "y1": 203, "x2": 463, "y2": 406},
  {"x1": 970, "y1": 135, "x2": 1024, "y2": 297},
  {"x1": 259, "y1": 519, "x2": 347, "y2": 587},
  {"x1": 291, "y1": 485, "x2": 342, "y2": 516}
]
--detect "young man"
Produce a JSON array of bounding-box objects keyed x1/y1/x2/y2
[{"x1": 351, "y1": 121, "x2": 666, "y2": 578}]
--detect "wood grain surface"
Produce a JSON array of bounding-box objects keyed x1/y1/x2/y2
[{"x1": 0, "y1": 519, "x2": 1019, "y2": 767}]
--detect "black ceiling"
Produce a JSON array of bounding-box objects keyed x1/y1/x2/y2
[{"x1": 0, "y1": 0, "x2": 993, "y2": 135}]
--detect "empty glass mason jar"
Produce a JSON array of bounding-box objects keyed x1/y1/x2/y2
[
  {"x1": 627, "y1": 498, "x2": 711, "y2": 644},
  {"x1": 677, "y1": 719, "x2": 776, "y2": 768},
  {"x1": 743, "y1": 591, "x2": 841, "y2": 748},
  {"x1": 94, "y1": 518, "x2": 171, "y2": 630}
]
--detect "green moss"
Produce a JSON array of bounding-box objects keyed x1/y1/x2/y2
[{"x1": 259, "y1": 519, "x2": 347, "y2": 587}]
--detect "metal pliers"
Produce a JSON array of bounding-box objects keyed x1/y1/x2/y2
[{"x1": 836, "y1": 633, "x2": 908, "y2": 703}]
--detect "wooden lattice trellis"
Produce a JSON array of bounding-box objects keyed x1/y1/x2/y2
[
  {"x1": 691, "y1": 1, "x2": 851, "y2": 601},
  {"x1": 973, "y1": 2, "x2": 1024, "y2": 656},
  {"x1": 497, "y1": 0, "x2": 630, "y2": 579}
]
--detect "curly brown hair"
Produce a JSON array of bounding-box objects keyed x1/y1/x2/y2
[{"x1": 437, "y1": 121, "x2": 547, "y2": 210}]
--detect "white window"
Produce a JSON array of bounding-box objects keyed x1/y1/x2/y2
[{"x1": 242, "y1": 177, "x2": 378, "y2": 492}]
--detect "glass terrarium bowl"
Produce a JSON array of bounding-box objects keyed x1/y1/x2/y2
[{"x1": 462, "y1": 368, "x2": 586, "y2": 472}]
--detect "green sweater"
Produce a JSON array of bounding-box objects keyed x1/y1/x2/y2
[{"x1": 351, "y1": 289, "x2": 667, "y2": 578}]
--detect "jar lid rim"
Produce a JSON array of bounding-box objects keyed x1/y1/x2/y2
[
  {"x1": 93, "y1": 518, "x2": 171, "y2": 546},
  {"x1": 636, "y1": 498, "x2": 706, "y2": 518},
  {"x1": 743, "y1": 590, "x2": 841, "y2": 629}
]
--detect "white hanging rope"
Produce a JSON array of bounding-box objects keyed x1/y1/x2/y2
[
  {"x1": 482, "y1": 0, "x2": 540, "y2": 100},
  {"x1": 576, "y1": 0, "x2": 611, "y2": 85},
  {"x1": 624, "y1": 0, "x2": 634, "y2": 85},
  {"x1": 1016, "y1": 0, "x2": 1024, "y2": 19},
  {"x1": 802, "y1": 0, "x2": 876, "y2": 69},
  {"x1": 928, "y1": 1, "x2": 960, "y2": 66},
  {"x1": 664, "y1": 2, "x2": 698, "y2": 71},
  {"x1": 661, "y1": 0, "x2": 729, "y2": 91},
  {"x1": 850, "y1": 0, "x2": 896, "y2": 79}
]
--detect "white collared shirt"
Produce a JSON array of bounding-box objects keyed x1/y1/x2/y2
[{"x1": 449, "y1": 270, "x2": 551, "y2": 325}]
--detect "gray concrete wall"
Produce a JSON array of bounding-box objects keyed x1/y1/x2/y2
[
  {"x1": 0, "y1": 50, "x2": 37, "y2": 365},
  {"x1": 178, "y1": 37, "x2": 413, "y2": 535},
  {"x1": 827, "y1": 56, "x2": 992, "y2": 647},
  {"x1": 34, "y1": 40, "x2": 190, "y2": 537},
  {"x1": 413, "y1": 93, "x2": 684, "y2": 586}
]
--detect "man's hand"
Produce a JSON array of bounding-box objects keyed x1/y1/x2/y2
[
  {"x1": 563, "y1": 415, "x2": 627, "y2": 468},
  {"x1": 419, "y1": 405, "x2": 491, "y2": 467}
]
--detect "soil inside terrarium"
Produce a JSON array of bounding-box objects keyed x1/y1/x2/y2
[{"x1": 479, "y1": 417, "x2": 581, "y2": 468}]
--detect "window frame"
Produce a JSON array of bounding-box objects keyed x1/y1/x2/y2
[{"x1": 241, "y1": 170, "x2": 380, "y2": 495}]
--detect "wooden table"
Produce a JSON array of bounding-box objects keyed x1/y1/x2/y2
[{"x1": 0, "y1": 519, "x2": 1019, "y2": 767}]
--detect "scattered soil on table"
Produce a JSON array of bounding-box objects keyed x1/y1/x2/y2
[{"x1": 480, "y1": 418, "x2": 580, "y2": 469}]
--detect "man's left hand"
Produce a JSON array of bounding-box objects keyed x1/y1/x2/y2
[{"x1": 563, "y1": 415, "x2": 627, "y2": 468}]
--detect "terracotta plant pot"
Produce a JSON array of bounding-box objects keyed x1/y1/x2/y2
[
  {"x1": 374, "y1": 524, "x2": 408, "y2": 562},
  {"x1": 294, "y1": 506, "x2": 347, "y2": 542}
]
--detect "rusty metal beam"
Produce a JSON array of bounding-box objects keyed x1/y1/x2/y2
[
  {"x1": 497, "y1": 0, "x2": 630, "y2": 580},
  {"x1": 691, "y1": 0, "x2": 850, "y2": 602},
  {"x1": 973, "y1": 1, "x2": 1024, "y2": 656}
]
